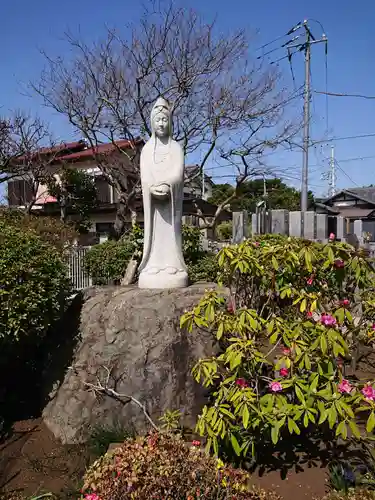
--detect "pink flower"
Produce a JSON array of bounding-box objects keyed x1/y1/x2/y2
[
  {"x1": 329, "y1": 233, "x2": 335, "y2": 240},
  {"x1": 372, "y1": 323, "x2": 375, "y2": 331},
  {"x1": 192, "y1": 440, "x2": 201, "y2": 446},
  {"x1": 227, "y1": 298, "x2": 235, "y2": 313},
  {"x1": 362, "y1": 384, "x2": 375, "y2": 401},
  {"x1": 321, "y1": 314, "x2": 337, "y2": 327},
  {"x1": 269, "y1": 381, "x2": 283, "y2": 392},
  {"x1": 282, "y1": 347, "x2": 291, "y2": 356},
  {"x1": 307, "y1": 276, "x2": 314, "y2": 286},
  {"x1": 85, "y1": 495, "x2": 100, "y2": 500},
  {"x1": 236, "y1": 378, "x2": 249, "y2": 388},
  {"x1": 341, "y1": 299, "x2": 350, "y2": 307},
  {"x1": 253, "y1": 241, "x2": 260, "y2": 247},
  {"x1": 338, "y1": 379, "x2": 353, "y2": 394},
  {"x1": 307, "y1": 311, "x2": 313, "y2": 318},
  {"x1": 279, "y1": 367, "x2": 289, "y2": 378},
  {"x1": 334, "y1": 259, "x2": 345, "y2": 268}
]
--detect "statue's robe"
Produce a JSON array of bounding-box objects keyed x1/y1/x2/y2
[{"x1": 138, "y1": 138, "x2": 188, "y2": 288}]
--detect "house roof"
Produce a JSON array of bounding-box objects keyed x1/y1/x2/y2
[
  {"x1": 13, "y1": 138, "x2": 143, "y2": 167},
  {"x1": 55, "y1": 138, "x2": 144, "y2": 163},
  {"x1": 322, "y1": 188, "x2": 375, "y2": 206},
  {"x1": 335, "y1": 207, "x2": 375, "y2": 218},
  {"x1": 314, "y1": 202, "x2": 340, "y2": 214}
]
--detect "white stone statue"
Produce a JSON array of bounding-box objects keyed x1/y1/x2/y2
[{"x1": 138, "y1": 97, "x2": 188, "y2": 289}]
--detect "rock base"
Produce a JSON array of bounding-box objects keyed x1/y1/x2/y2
[{"x1": 43, "y1": 284, "x2": 221, "y2": 443}]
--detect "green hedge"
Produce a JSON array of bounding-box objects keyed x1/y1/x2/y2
[
  {"x1": 84, "y1": 225, "x2": 220, "y2": 285},
  {"x1": 0, "y1": 222, "x2": 71, "y2": 343}
]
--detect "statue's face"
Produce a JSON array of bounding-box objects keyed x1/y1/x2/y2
[{"x1": 152, "y1": 110, "x2": 169, "y2": 138}]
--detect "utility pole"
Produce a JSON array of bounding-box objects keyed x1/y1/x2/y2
[
  {"x1": 301, "y1": 26, "x2": 311, "y2": 212},
  {"x1": 260, "y1": 20, "x2": 328, "y2": 209},
  {"x1": 329, "y1": 145, "x2": 336, "y2": 197},
  {"x1": 278, "y1": 20, "x2": 327, "y2": 210}
]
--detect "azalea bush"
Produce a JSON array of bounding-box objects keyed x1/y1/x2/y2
[
  {"x1": 81, "y1": 432, "x2": 281, "y2": 499},
  {"x1": 181, "y1": 234, "x2": 375, "y2": 459}
]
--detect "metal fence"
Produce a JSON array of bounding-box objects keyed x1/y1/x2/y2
[{"x1": 66, "y1": 246, "x2": 92, "y2": 290}]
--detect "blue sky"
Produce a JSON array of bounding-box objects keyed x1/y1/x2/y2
[{"x1": 1, "y1": 0, "x2": 375, "y2": 197}]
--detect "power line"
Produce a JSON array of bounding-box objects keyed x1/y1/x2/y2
[
  {"x1": 334, "y1": 160, "x2": 360, "y2": 188},
  {"x1": 311, "y1": 133, "x2": 375, "y2": 145},
  {"x1": 314, "y1": 90, "x2": 375, "y2": 100}
]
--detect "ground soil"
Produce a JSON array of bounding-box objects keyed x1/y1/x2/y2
[
  {"x1": 0, "y1": 419, "x2": 90, "y2": 499},
  {"x1": 0, "y1": 418, "x2": 330, "y2": 500}
]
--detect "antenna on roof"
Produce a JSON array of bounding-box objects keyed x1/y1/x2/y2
[{"x1": 79, "y1": 138, "x2": 89, "y2": 149}]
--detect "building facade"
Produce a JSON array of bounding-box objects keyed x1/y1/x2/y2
[{"x1": 7, "y1": 139, "x2": 225, "y2": 244}]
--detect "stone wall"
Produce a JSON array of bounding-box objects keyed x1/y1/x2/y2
[{"x1": 43, "y1": 284, "x2": 222, "y2": 443}]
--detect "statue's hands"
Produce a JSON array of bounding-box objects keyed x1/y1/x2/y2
[{"x1": 150, "y1": 183, "x2": 170, "y2": 200}]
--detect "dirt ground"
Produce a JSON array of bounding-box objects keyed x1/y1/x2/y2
[
  {"x1": 0, "y1": 419, "x2": 89, "y2": 499},
  {"x1": 0, "y1": 418, "x2": 329, "y2": 500}
]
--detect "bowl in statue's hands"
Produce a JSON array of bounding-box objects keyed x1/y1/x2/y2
[{"x1": 151, "y1": 183, "x2": 170, "y2": 200}]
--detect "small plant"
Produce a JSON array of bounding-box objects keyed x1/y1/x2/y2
[
  {"x1": 81, "y1": 432, "x2": 281, "y2": 499},
  {"x1": 321, "y1": 489, "x2": 375, "y2": 499},
  {"x1": 216, "y1": 221, "x2": 233, "y2": 241},
  {"x1": 158, "y1": 409, "x2": 183, "y2": 431},
  {"x1": 87, "y1": 423, "x2": 134, "y2": 458},
  {"x1": 328, "y1": 462, "x2": 356, "y2": 493}
]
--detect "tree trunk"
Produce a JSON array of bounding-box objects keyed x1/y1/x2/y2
[{"x1": 114, "y1": 199, "x2": 128, "y2": 239}]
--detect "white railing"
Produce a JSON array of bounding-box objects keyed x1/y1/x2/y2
[{"x1": 66, "y1": 246, "x2": 92, "y2": 290}]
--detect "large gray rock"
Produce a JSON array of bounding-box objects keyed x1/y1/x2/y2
[{"x1": 43, "y1": 284, "x2": 221, "y2": 443}]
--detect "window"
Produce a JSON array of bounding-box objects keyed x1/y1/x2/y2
[
  {"x1": 95, "y1": 177, "x2": 111, "y2": 204},
  {"x1": 96, "y1": 222, "x2": 114, "y2": 234}
]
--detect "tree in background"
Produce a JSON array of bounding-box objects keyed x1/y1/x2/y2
[
  {"x1": 46, "y1": 167, "x2": 98, "y2": 232},
  {"x1": 0, "y1": 111, "x2": 98, "y2": 231},
  {"x1": 209, "y1": 178, "x2": 314, "y2": 213},
  {"x1": 33, "y1": 1, "x2": 301, "y2": 236},
  {"x1": 0, "y1": 112, "x2": 56, "y2": 212}
]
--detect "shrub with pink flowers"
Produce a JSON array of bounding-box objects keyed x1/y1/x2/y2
[{"x1": 180, "y1": 234, "x2": 375, "y2": 459}]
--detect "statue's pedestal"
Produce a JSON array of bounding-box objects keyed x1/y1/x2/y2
[
  {"x1": 138, "y1": 268, "x2": 188, "y2": 289},
  {"x1": 43, "y1": 284, "x2": 223, "y2": 443}
]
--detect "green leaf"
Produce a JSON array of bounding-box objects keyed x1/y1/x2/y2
[
  {"x1": 230, "y1": 433, "x2": 241, "y2": 456},
  {"x1": 295, "y1": 385, "x2": 305, "y2": 403},
  {"x1": 288, "y1": 417, "x2": 300, "y2": 435},
  {"x1": 328, "y1": 406, "x2": 337, "y2": 429},
  {"x1": 242, "y1": 405, "x2": 250, "y2": 429},
  {"x1": 336, "y1": 308, "x2": 345, "y2": 324},
  {"x1": 366, "y1": 411, "x2": 375, "y2": 433},
  {"x1": 348, "y1": 420, "x2": 361, "y2": 439},
  {"x1": 336, "y1": 421, "x2": 347, "y2": 439},
  {"x1": 320, "y1": 334, "x2": 327, "y2": 354},
  {"x1": 216, "y1": 322, "x2": 224, "y2": 340},
  {"x1": 310, "y1": 374, "x2": 319, "y2": 393},
  {"x1": 271, "y1": 425, "x2": 279, "y2": 445},
  {"x1": 345, "y1": 309, "x2": 353, "y2": 322},
  {"x1": 300, "y1": 298, "x2": 307, "y2": 313},
  {"x1": 318, "y1": 408, "x2": 328, "y2": 425},
  {"x1": 303, "y1": 412, "x2": 309, "y2": 428},
  {"x1": 272, "y1": 256, "x2": 278, "y2": 270}
]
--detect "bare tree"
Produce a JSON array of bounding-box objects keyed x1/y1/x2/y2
[
  {"x1": 33, "y1": 1, "x2": 301, "y2": 234},
  {"x1": 0, "y1": 111, "x2": 60, "y2": 213}
]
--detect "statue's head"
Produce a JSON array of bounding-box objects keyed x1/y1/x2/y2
[{"x1": 150, "y1": 97, "x2": 171, "y2": 138}]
